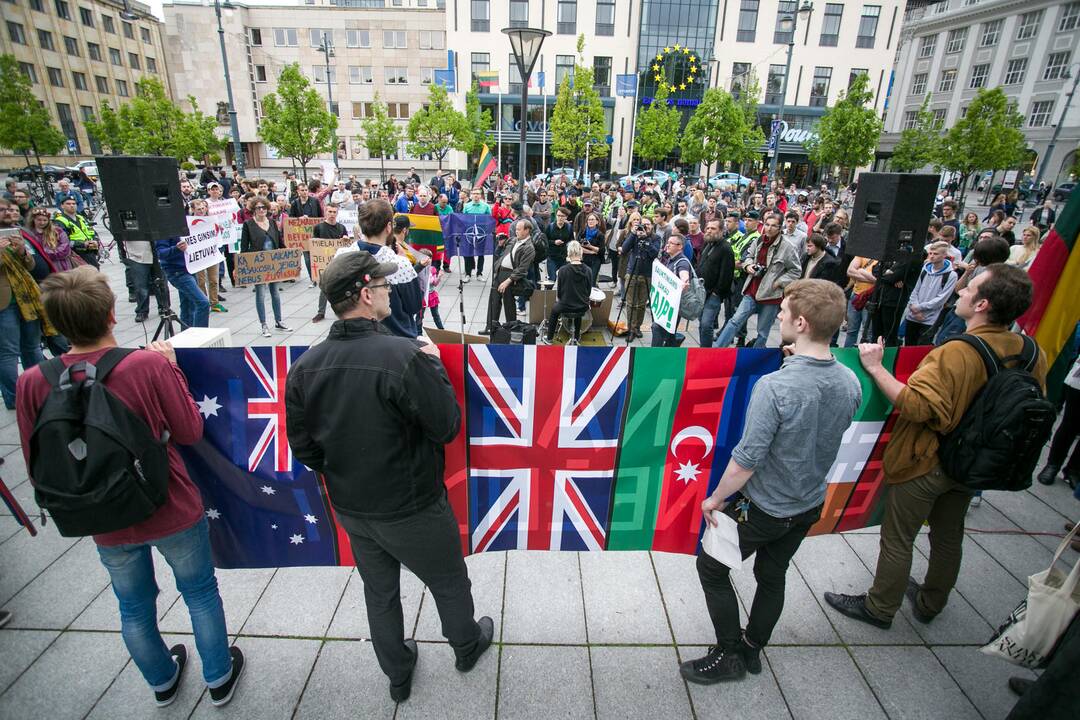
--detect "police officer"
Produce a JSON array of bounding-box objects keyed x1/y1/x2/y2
[{"x1": 52, "y1": 196, "x2": 99, "y2": 267}]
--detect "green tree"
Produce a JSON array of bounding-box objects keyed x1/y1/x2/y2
[
  {"x1": 174, "y1": 96, "x2": 226, "y2": 164},
  {"x1": 258, "y1": 63, "x2": 338, "y2": 180},
  {"x1": 732, "y1": 71, "x2": 765, "y2": 186},
  {"x1": 406, "y1": 83, "x2": 471, "y2": 171},
  {"x1": 889, "y1": 94, "x2": 942, "y2": 172},
  {"x1": 360, "y1": 94, "x2": 403, "y2": 183},
  {"x1": 463, "y1": 80, "x2": 493, "y2": 159},
  {"x1": 680, "y1": 86, "x2": 764, "y2": 178},
  {"x1": 549, "y1": 35, "x2": 608, "y2": 175},
  {"x1": 84, "y1": 101, "x2": 125, "y2": 155},
  {"x1": 113, "y1": 77, "x2": 186, "y2": 157},
  {"x1": 805, "y1": 73, "x2": 883, "y2": 182},
  {"x1": 0, "y1": 54, "x2": 66, "y2": 192},
  {"x1": 633, "y1": 85, "x2": 680, "y2": 168},
  {"x1": 935, "y1": 87, "x2": 1027, "y2": 206},
  {"x1": 1070, "y1": 144, "x2": 1080, "y2": 180}
]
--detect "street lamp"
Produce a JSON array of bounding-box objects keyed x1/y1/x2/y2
[
  {"x1": 119, "y1": 1, "x2": 138, "y2": 21},
  {"x1": 213, "y1": 0, "x2": 245, "y2": 176},
  {"x1": 769, "y1": 0, "x2": 813, "y2": 187},
  {"x1": 503, "y1": 26, "x2": 551, "y2": 204},
  {"x1": 1032, "y1": 62, "x2": 1080, "y2": 193},
  {"x1": 319, "y1": 32, "x2": 339, "y2": 170}
]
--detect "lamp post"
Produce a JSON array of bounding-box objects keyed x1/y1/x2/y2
[
  {"x1": 1032, "y1": 62, "x2": 1080, "y2": 194},
  {"x1": 769, "y1": 1, "x2": 813, "y2": 187},
  {"x1": 503, "y1": 27, "x2": 551, "y2": 205},
  {"x1": 213, "y1": 0, "x2": 245, "y2": 176},
  {"x1": 319, "y1": 32, "x2": 339, "y2": 169}
]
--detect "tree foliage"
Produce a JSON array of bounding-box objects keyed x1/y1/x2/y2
[
  {"x1": 805, "y1": 73, "x2": 882, "y2": 181},
  {"x1": 360, "y1": 94, "x2": 403, "y2": 183},
  {"x1": 258, "y1": 63, "x2": 338, "y2": 180},
  {"x1": 889, "y1": 94, "x2": 942, "y2": 172},
  {"x1": 549, "y1": 34, "x2": 609, "y2": 171},
  {"x1": 680, "y1": 86, "x2": 764, "y2": 176},
  {"x1": 0, "y1": 53, "x2": 66, "y2": 172},
  {"x1": 935, "y1": 87, "x2": 1027, "y2": 203},
  {"x1": 633, "y1": 85, "x2": 680, "y2": 167},
  {"x1": 464, "y1": 80, "x2": 493, "y2": 157},
  {"x1": 406, "y1": 83, "x2": 471, "y2": 171},
  {"x1": 84, "y1": 101, "x2": 125, "y2": 155}
]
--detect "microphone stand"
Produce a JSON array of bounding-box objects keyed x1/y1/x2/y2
[{"x1": 611, "y1": 241, "x2": 640, "y2": 347}]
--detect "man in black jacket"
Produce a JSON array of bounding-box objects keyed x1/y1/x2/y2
[
  {"x1": 871, "y1": 243, "x2": 922, "y2": 347},
  {"x1": 801, "y1": 233, "x2": 843, "y2": 287},
  {"x1": 482, "y1": 220, "x2": 536, "y2": 334},
  {"x1": 544, "y1": 207, "x2": 573, "y2": 282},
  {"x1": 697, "y1": 218, "x2": 735, "y2": 348},
  {"x1": 285, "y1": 251, "x2": 493, "y2": 704}
]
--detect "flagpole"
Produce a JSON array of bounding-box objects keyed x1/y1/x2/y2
[
  {"x1": 497, "y1": 91, "x2": 502, "y2": 178},
  {"x1": 542, "y1": 86, "x2": 547, "y2": 175}
]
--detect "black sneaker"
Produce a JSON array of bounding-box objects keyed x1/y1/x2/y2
[
  {"x1": 209, "y1": 646, "x2": 245, "y2": 707},
  {"x1": 739, "y1": 634, "x2": 762, "y2": 675},
  {"x1": 478, "y1": 327, "x2": 493, "y2": 336},
  {"x1": 390, "y1": 639, "x2": 418, "y2": 703},
  {"x1": 154, "y1": 644, "x2": 187, "y2": 708},
  {"x1": 455, "y1": 616, "x2": 494, "y2": 672},
  {"x1": 679, "y1": 646, "x2": 746, "y2": 685},
  {"x1": 0, "y1": 609, "x2": 11, "y2": 628},
  {"x1": 311, "y1": 313, "x2": 325, "y2": 323},
  {"x1": 1038, "y1": 464, "x2": 1061, "y2": 485},
  {"x1": 134, "y1": 313, "x2": 148, "y2": 323},
  {"x1": 1008, "y1": 677, "x2": 1034, "y2": 696},
  {"x1": 905, "y1": 578, "x2": 935, "y2": 624},
  {"x1": 823, "y1": 592, "x2": 892, "y2": 629}
]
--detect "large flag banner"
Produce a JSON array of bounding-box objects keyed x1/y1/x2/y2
[
  {"x1": 441, "y1": 213, "x2": 496, "y2": 257},
  {"x1": 400, "y1": 212, "x2": 445, "y2": 264},
  {"x1": 176, "y1": 345, "x2": 932, "y2": 568}
]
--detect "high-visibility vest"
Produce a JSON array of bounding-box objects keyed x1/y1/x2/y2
[
  {"x1": 731, "y1": 230, "x2": 759, "y2": 276},
  {"x1": 53, "y1": 212, "x2": 95, "y2": 247}
]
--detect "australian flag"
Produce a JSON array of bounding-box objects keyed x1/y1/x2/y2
[
  {"x1": 176, "y1": 347, "x2": 350, "y2": 569},
  {"x1": 441, "y1": 213, "x2": 496, "y2": 258}
]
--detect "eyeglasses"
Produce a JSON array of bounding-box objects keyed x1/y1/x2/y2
[{"x1": 365, "y1": 282, "x2": 391, "y2": 292}]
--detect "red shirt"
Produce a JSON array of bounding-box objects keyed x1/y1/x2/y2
[
  {"x1": 744, "y1": 235, "x2": 781, "y2": 305},
  {"x1": 410, "y1": 202, "x2": 437, "y2": 216},
  {"x1": 492, "y1": 203, "x2": 514, "y2": 235},
  {"x1": 16, "y1": 348, "x2": 206, "y2": 546}
]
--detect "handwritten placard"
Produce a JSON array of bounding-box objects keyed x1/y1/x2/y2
[
  {"x1": 235, "y1": 248, "x2": 303, "y2": 287},
  {"x1": 337, "y1": 207, "x2": 357, "y2": 236},
  {"x1": 650, "y1": 259, "x2": 682, "y2": 334},
  {"x1": 207, "y1": 198, "x2": 242, "y2": 252},
  {"x1": 310, "y1": 237, "x2": 355, "y2": 281},
  {"x1": 182, "y1": 215, "x2": 227, "y2": 273},
  {"x1": 283, "y1": 216, "x2": 319, "y2": 251}
]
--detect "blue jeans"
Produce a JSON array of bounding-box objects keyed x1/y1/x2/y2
[
  {"x1": 95, "y1": 518, "x2": 232, "y2": 690},
  {"x1": 0, "y1": 301, "x2": 44, "y2": 409},
  {"x1": 255, "y1": 282, "x2": 282, "y2": 325},
  {"x1": 164, "y1": 270, "x2": 209, "y2": 329},
  {"x1": 844, "y1": 294, "x2": 869, "y2": 347},
  {"x1": 714, "y1": 294, "x2": 780, "y2": 348},
  {"x1": 699, "y1": 292, "x2": 725, "y2": 348}
]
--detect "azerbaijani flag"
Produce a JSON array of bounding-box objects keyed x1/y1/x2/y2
[
  {"x1": 1018, "y1": 192, "x2": 1080, "y2": 367},
  {"x1": 474, "y1": 143, "x2": 498, "y2": 188},
  {"x1": 476, "y1": 70, "x2": 499, "y2": 89},
  {"x1": 399, "y1": 212, "x2": 445, "y2": 264}
]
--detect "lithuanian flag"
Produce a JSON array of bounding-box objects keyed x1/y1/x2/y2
[
  {"x1": 475, "y1": 70, "x2": 499, "y2": 89},
  {"x1": 473, "y1": 143, "x2": 498, "y2": 188},
  {"x1": 399, "y1": 212, "x2": 445, "y2": 264},
  {"x1": 1018, "y1": 192, "x2": 1080, "y2": 366}
]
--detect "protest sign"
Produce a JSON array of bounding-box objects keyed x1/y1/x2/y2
[
  {"x1": 283, "y1": 216, "x2": 318, "y2": 251},
  {"x1": 182, "y1": 215, "x2": 227, "y2": 273},
  {"x1": 235, "y1": 248, "x2": 303, "y2": 286},
  {"x1": 649, "y1": 259, "x2": 681, "y2": 333},
  {"x1": 207, "y1": 198, "x2": 242, "y2": 251},
  {"x1": 309, "y1": 237, "x2": 355, "y2": 281},
  {"x1": 337, "y1": 207, "x2": 357, "y2": 236}
]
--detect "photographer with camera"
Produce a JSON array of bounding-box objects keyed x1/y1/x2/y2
[
  {"x1": 619, "y1": 217, "x2": 661, "y2": 339},
  {"x1": 869, "y1": 240, "x2": 922, "y2": 347}
]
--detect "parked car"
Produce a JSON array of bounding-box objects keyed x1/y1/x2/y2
[
  {"x1": 619, "y1": 169, "x2": 675, "y2": 188},
  {"x1": 1052, "y1": 182, "x2": 1075, "y2": 203},
  {"x1": 535, "y1": 166, "x2": 578, "y2": 183},
  {"x1": 990, "y1": 179, "x2": 1034, "y2": 202},
  {"x1": 67, "y1": 160, "x2": 99, "y2": 181},
  {"x1": 707, "y1": 172, "x2": 754, "y2": 191},
  {"x1": 8, "y1": 164, "x2": 72, "y2": 183}
]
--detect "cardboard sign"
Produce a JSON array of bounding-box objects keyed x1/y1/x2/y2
[
  {"x1": 207, "y1": 198, "x2": 242, "y2": 252},
  {"x1": 650, "y1": 259, "x2": 682, "y2": 333},
  {"x1": 309, "y1": 236, "x2": 355, "y2": 281},
  {"x1": 182, "y1": 215, "x2": 227, "y2": 273},
  {"x1": 283, "y1": 216, "x2": 319, "y2": 251},
  {"x1": 337, "y1": 207, "x2": 357, "y2": 236},
  {"x1": 235, "y1": 248, "x2": 303, "y2": 287}
]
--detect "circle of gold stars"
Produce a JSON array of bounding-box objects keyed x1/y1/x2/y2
[{"x1": 651, "y1": 44, "x2": 699, "y2": 94}]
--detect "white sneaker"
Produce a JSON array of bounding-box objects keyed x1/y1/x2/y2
[
  {"x1": 477, "y1": 272, "x2": 485, "y2": 281},
  {"x1": 261, "y1": 324, "x2": 271, "y2": 338},
  {"x1": 274, "y1": 322, "x2": 293, "y2": 332}
]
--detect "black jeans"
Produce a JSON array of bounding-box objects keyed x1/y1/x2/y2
[
  {"x1": 696, "y1": 497, "x2": 822, "y2": 650},
  {"x1": 464, "y1": 254, "x2": 486, "y2": 276},
  {"x1": 546, "y1": 301, "x2": 587, "y2": 340},
  {"x1": 486, "y1": 267, "x2": 516, "y2": 330},
  {"x1": 1048, "y1": 385, "x2": 1080, "y2": 472},
  {"x1": 341, "y1": 495, "x2": 483, "y2": 684}
]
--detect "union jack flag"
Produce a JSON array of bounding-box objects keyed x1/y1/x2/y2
[
  {"x1": 246, "y1": 346, "x2": 293, "y2": 473},
  {"x1": 467, "y1": 345, "x2": 630, "y2": 552}
]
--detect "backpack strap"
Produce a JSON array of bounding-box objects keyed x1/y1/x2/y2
[
  {"x1": 1000, "y1": 334, "x2": 1039, "y2": 372},
  {"x1": 88, "y1": 348, "x2": 137, "y2": 385},
  {"x1": 947, "y1": 334, "x2": 1001, "y2": 378},
  {"x1": 36, "y1": 357, "x2": 67, "y2": 389}
]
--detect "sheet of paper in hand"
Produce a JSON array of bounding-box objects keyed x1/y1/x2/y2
[{"x1": 701, "y1": 511, "x2": 742, "y2": 569}]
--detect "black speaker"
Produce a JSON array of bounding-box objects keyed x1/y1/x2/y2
[
  {"x1": 845, "y1": 173, "x2": 939, "y2": 262},
  {"x1": 95, "y1": 156, "x2": 188, "y2": 242}
]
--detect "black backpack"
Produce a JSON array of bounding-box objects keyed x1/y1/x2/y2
[
  {"x1": 492, "y1": 321, "x2": 538, "y2": 345},
  {"x1": 938, "y1": 334, "x2": 1055, "y2": 492},
  {"x1": 29, "y1": 348, "x2": 172, "y2": 537}
]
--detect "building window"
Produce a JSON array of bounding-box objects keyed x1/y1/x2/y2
[
  {"x1": 47, "y1": 66, "x2": 64, "y2": 87},
  {"x1": 917, "y1": 35, "x2": 936, "y2": 57},
  {"x1": 944, "y1": 28, "x2": 966, "y2": 53},
  {"x1": 54, "y1": 0, "x2": 70, "y2": 19},
  {"x1": 349, "y1": 65, "x2": 373, "y2": 83},
  {"x1": 471, "y1": 0, "x2": 489, "y2": 32},
  {"x1": 979, "y1": 19, "x2": 1001, "y2": 47},
  {"x1": 64, "y1": 35, "x2": 79, "y2": 55},
  {"x1": 122, "y1": 20, "x2": 133, "y2": 39},
  {"x1": 938, "y1": 68, "x2": 957, "y2": 92},
  {"x1": 352, "y1": 101, "x2": 364, "y2": 118},
  {"x1": 855, "y1": 5, "x2": 880, "y2": 48},
  {"x1": 386, "y1": 66, "x2": 408, "y2": 84},
  {"x1": 6, "y1": 22, "x2": 26, "y2": 45},
  {"x1": 1044, "y1": 51, "x2": 1072, "y2": 81},
  {"x1": 766, "y1": 64, "x2": 786, "y2": 104},
  {"x1": 128, "y1": 52, "x2": 140, "y2": 70},
  {"x1": 557, "y1": 0, "x2": 576, "y2": 34},
  {"x1": 255, "y1": 65, "x2": 267, "y2": 82},
  {"x1": 471, "y1": 52, "x2": 490, "y2": 83},
  {"x1": 109, "y1": 47, "x2": 122, "y2": 65},
  {"x1": 328, "y1": 101, "x2": 339, "y2": 117},
  {"x1": 1016, "y1": 10, "x2": 1041, "y2": 39},
  {"x1": 931, "y1": 108, "x2": 946, "y2": 124},
  {"x1": 116, "y1": 79, "x2": 128, "y2": 96},
  {"x1": 249, "y1": 28, "x2": 262, "y2": 45},
  {"x1": 1060, "y1": 2, "x2": 1080, "y2": 32},
  {"x1": 509, "y1": 0, "x2": 528, "y2": 28},
  {"x1": 383, "y1": 30, "x2": 406, "y2": 48},
  {"x1": 95, "y1": 74, "x2": 108, "y2": 92},
  {"x1": 969, "y1": 63, "x2": 989, "y2": 89},
  {"x1": 141, "y1": 26, "x2": 151, "y2": 43},
  {"x1": 508, "y1": 53, "x2": 524, "y2": 91},
  {"x1": 731, "y1": 61, "x2": 752, "y2": 96},
  {"x1": 421, "y1": 66, "x2": 435, "y2": 84},
  {"x1": 819, "y1": 3, "x2": 843, "y2": 46},
  {"x1": 102, "y1": 14, "x2": 114, "y2": 33},
  {"x1": 1004, "y1": 58, "x2": 1026, "y2": 85},
  {"x1": 72, "y1": 71, "x2": 87, "y2": 90},
  {"x1": 419, "y1": 30, "x2": 444, "y2": 49},
  {"x1": 902, "y1": 111, "x2": 918, "y2": 129},
  {"x1": 910, "y1": 73, "x2": 927, "y2": 95},
  {"x1": 809, "y1": 66, "x2": 831, "y2": 106},
  {"x1": 555, "y1": 54, "x2": 575, "y2": 87},
  {"x1": 933, "y1": 0, "x2": 949, "y2": 13},
  {"x1": 346, "y1": 29, "x2": 370, "y2": 47},
  {"x1": 737, "y1": 0, "x2": 759, "y2": 42},
  {"x1": 594, "y1": 55, "x2": 611, "y2": 96},
  {"x1": 590, "y1": 0, "x2": 616, "y2": 36},
  {"x1": 38, "y1": 29, "x2": 55, "y2": 51},
  {"x1": 387, "y1": 102, "x2": 409, "y2": 118},
  {"x1": 18, "y1": 62, "x2": 37, "y2": 84},
  {"x1": 1029, "y1": 100, "x2": 1054, "y2": 127},
  {"x1": 57, "y1": 104, "x2": 79, "y2": 153},
  {"x1": 310, "y1": 28, "x2": 333, "y2": 47},
  {"x1": 313, "y1": 65, "x2": 337, "y2": 83},
  {"x1": 774, "y1": 0, "x2": 797, "y2": 43},
  {"x1": 88, "y1": 42, "x2": 101, "y2": 60},
  {"x1": 273, "y1": 28, "x2": 298, "y2": 46},
  {"x1": 79, "y1": 6, "x2": 93, "y2": 26},
  {"x1": 146, "y1": 56, "x2": 156, "y2": 73},
  {"x1": 848, "y1": 67, "x2": 868, "y2": 88}
]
